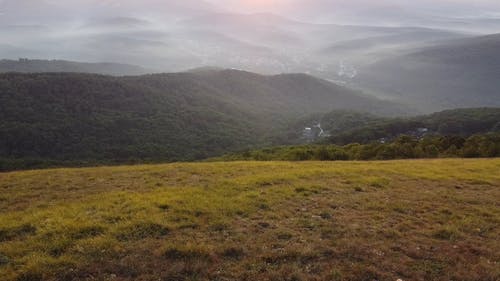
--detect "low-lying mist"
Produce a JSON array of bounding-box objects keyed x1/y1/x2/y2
[
  {"x1": 1, "y1": 0, "x2": 498, "y2": 73},
  {"x1": 1, "y1": 0, "x2": 499, "y2": 111}
]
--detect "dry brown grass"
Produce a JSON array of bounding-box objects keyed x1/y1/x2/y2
[{"x1": 0, "y1": 159, "x2": 499, "y2": 280}]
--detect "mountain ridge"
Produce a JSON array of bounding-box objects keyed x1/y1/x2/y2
[
  {"x1": 356, "y1": 33, "x2": 500, "y2": 111},
  {"x1": 0, "y1": 59, "x2": 153, "y2": 76},
  {"x1": 0, "y1": 69, "x2": 409, "y2": 170}
]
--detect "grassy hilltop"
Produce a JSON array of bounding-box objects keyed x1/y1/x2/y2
[{"x1": 0, "y1": 159, "x2": 499, "y2": 281}]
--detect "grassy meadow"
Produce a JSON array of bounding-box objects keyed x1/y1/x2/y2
[{"x1": 0, "y1": 159, "x2": 499, "y2": 281}]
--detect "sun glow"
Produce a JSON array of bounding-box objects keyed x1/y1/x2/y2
[{"x1": 214, "y1": 0, "x2": 283, "y2": 12}]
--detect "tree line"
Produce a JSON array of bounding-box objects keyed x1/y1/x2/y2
[{"x1": 217, "y1": 134, "x2": 500, "y2": 161}]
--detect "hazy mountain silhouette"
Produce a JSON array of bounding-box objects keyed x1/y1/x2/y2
[{"x1": 357, "y1": 33, "x2": 500, "y2": 112}]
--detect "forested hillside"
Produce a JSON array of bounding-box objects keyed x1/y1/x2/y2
[
  {"x1": 275, "y1": 108, "x2": 500, "y2": 145},
  {"x1": 0, "y1": 70, "x2": 405, "y2": 170},
  {"x1": 0, "y1": 59, "x2": 151, "y2": 76},
  {"x1": 357, "y1": 33, "x2": 500, "y2": 111},
  {"x1": 326, "y1": 108, "x2": 500, "y2": 144}
]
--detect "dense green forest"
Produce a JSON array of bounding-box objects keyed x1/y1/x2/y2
[
  {"x1": 328, "y1": 108, "x2": 500, "y2": 144},
  {"x1": 217, "y1": 133, "x2": 500, "y2": 161},
  {"x1": 278, "y1": 108, "x2": 500, "y2": 145},
  {"x1": 0, "y1": 70, "x2": 406, "y2": 171},
  {"x1": 1, "y1": 71, "x2": 499, "y2": 171}
]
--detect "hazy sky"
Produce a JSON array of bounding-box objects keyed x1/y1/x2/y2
[
  {"x1": 1, "y1": 0, "x2": 499, "y2": 69},
  {"x1": 2, "y1": 0, "x2": 500, "y2": 23},
  {"x1": 207, "y1": 0, "x2": 500, "y2": 14}
]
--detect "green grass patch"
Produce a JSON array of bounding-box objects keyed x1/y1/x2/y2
[{"x1": 0, "y1": 159, "x2": 499, "y2": 280}]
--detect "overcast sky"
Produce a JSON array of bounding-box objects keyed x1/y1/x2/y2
[
  {"x1": 1, "y1": 0, "x2": 500, "y2": 25},
  {"x1": 1, "y1": 0, "x2": 499, "y2": 68},
  {"x1": 208, "y1": 0, "x2": 500, "y2": 16}
]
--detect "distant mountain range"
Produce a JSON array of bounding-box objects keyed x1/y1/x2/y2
[
  {"x1": 356, "y1": 33, "x2": 500, "y2": 112},
  {"x1": 0, "y1": 0, "x2": 216, "y2": 24},
  {"x1": 1, "y1": 6, "x2": 500, "y2": 133},
  {"x1": 176, "y1": 12, "x2": 466, "y2": 73},
  {"x1": 3, "y1": 30, "x2": 500, "y2": 114},
  {"x1": 0, "y1": 69, "x2": 408, "y2": 170},
  {"x1": 0, "y1": 11, "x2": 468, "y2": 74}
]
